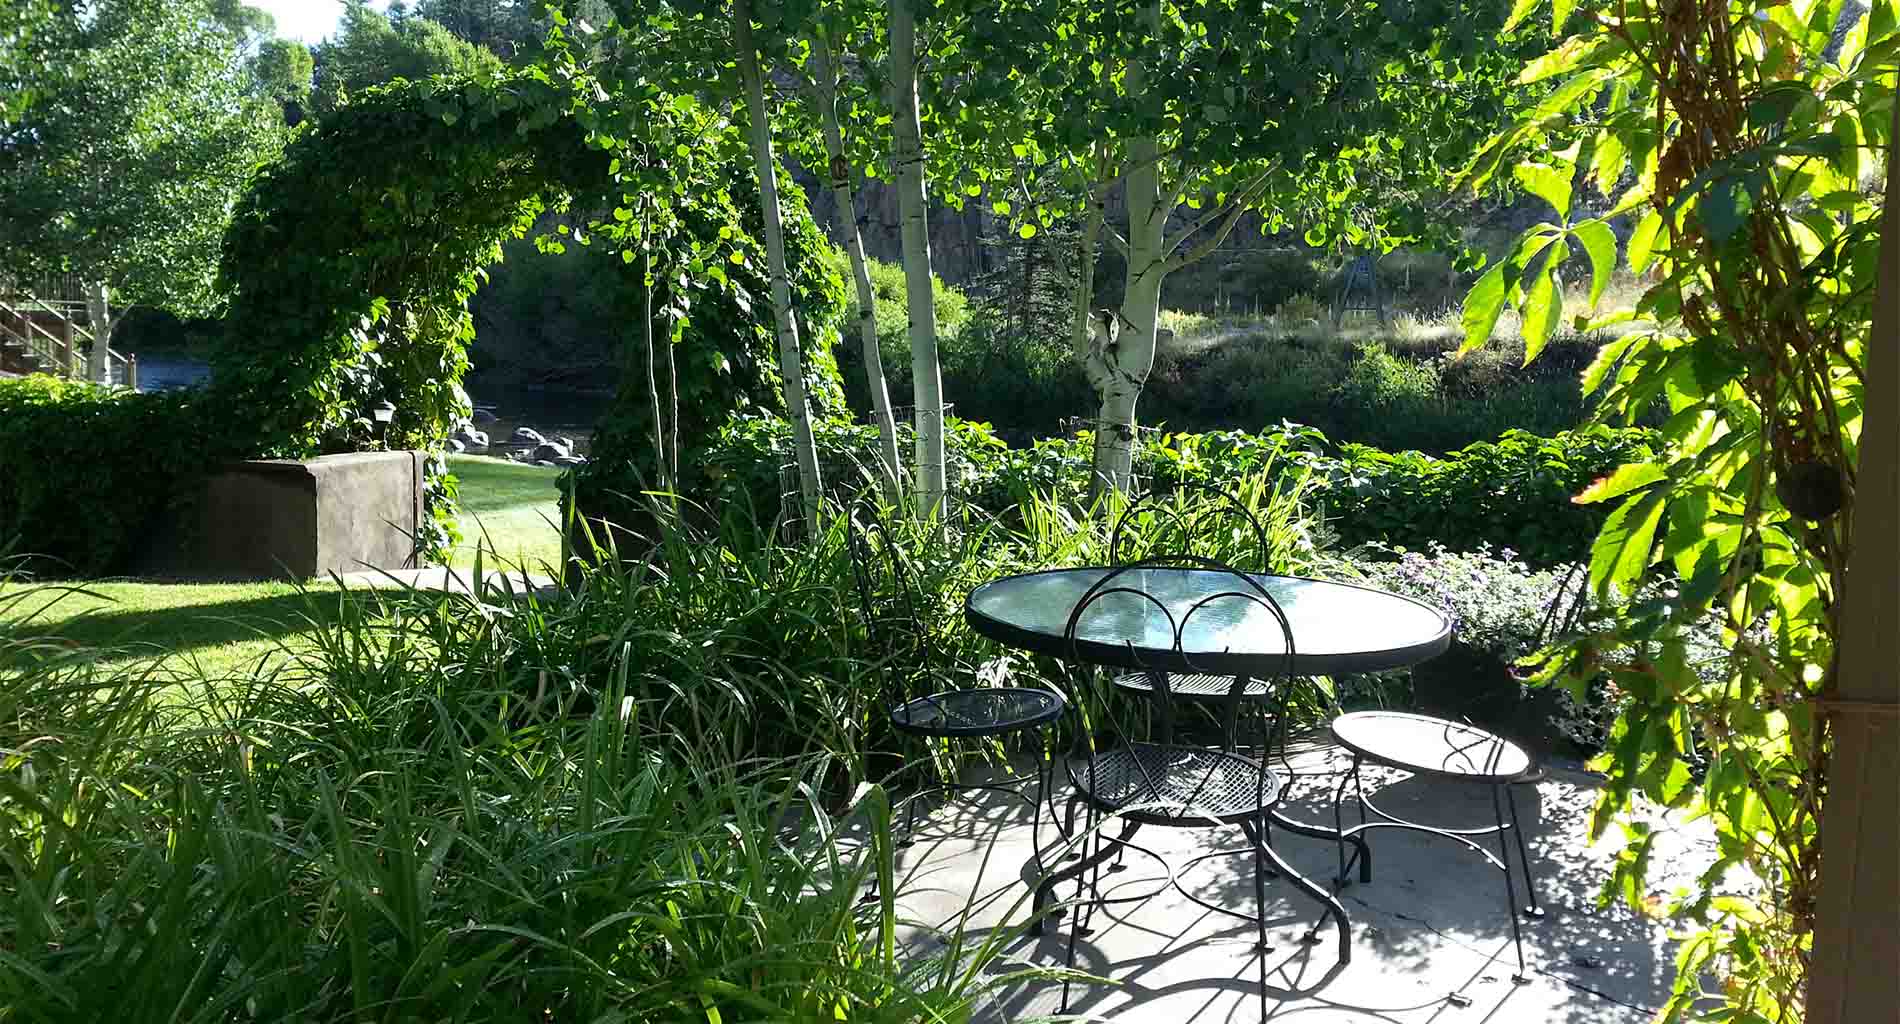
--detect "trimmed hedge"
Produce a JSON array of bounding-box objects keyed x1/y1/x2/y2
[
  {"x1": 0, "y1": 376, "x2": 231, "y2": 575},
  {"x1": 701, "y1": 417, "x2": 1658, "y2": 566}
]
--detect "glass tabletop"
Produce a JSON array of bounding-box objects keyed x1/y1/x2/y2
[{"x1": 965, "y1": 567, "x2": 1451, "y2": 675}]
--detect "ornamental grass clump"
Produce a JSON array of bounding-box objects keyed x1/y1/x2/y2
[{"x1": 0, "y1": 567, "x2": 1025, "y2": 1021}]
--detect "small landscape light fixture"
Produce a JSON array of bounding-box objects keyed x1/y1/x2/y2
[{"x1": 372, "y1": 400, "x2": 397, "y2": 438}]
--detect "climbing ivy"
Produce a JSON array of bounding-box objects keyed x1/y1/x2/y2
[
  {"x1": 1460, "y1": 0, "x2": 1895, "y2": 1017},
  {"x1": 211, "y1": 46, "x2": 846, "y2": 559}
]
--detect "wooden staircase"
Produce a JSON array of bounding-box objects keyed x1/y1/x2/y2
[{"x1": 0, "y1": 278, "x2": 137, "y2": 388}]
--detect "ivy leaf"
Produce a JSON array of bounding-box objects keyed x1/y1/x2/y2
[
  {"x1": 1591, "y1": 488, "x2": 1668, "y2": 598},
  {"x1": 1520, "y1": 264, "x2": 1563, "y2": 364},
  {"x1": 1460, "y1": 262, "x2": 1507, "y2": 353},
  {"x1": 1514, "y1": 162, "x2": 1573, "y2": 220},
  {"x1": 1572, "y1": 219, "x2": 1616, "y2": 312},
  {"x1": 1576, "y1": 463, "x2": 1665, "y2": 505},
  {"x1": 1627, "y1": 210, "x2": 1663, "y2": 273}
]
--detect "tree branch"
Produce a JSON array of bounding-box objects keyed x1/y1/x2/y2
[
  {"x1": 1160, "y1": 162, "x2": 1200, "y2": 225},
  {"x1": 1163, "y1": 170, "x2": 1273, "y2": 268}
]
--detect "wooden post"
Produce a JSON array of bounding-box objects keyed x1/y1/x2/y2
[
  {"x1": 126, "y1": 354, "x2": 138, "y2": 392},
  {"x1": 1803, "y1": 94, "x2": 1900, "y2": 1023},
  {"x1": 59, "y1": 318, "x2": 75, "y2": 377}
]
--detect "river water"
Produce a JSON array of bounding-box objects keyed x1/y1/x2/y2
[{"x1": 133, "y1": 357, "x2": 614, "y2": 456}]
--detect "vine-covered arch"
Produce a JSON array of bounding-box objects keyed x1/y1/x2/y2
[{"x1": 208, "y1": 69, "x2": 849, "y2": 551}]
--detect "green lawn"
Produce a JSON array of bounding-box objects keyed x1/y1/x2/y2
[
  {"x1": 448, "y1": 455, "x2": 565, "y2": 571},
  {"x1": 1, "y1": 456, "x2": 567, "y2": 674},
  {"x1": 0, "y1": 578, "x2": 349, "y2": 677}
]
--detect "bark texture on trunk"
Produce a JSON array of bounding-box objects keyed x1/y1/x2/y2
[
  {"x1": 639, "y1": 242, "x2": 671, "y2": 491},
  {"x1": 735, "y1": 0, "x2": 825, "y2": 531},
  {"x1": 811, "y1": 28, "x2": 902, "y2": 500},
  {"x1": 890, "y1": 0, "x2": 945, "y2": 517},
  {"x1": 1088, "y1": 12, "x2": 1166, "y2": 499},
  {"x1": 84, "y1": 281, "x2": 112, "y2": 384},
  {"x1": 1804, "y1": 96, "x2": 1899, "y2": 1024}
]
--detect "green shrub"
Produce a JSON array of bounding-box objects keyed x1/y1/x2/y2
[
  {"x1": 567, "y1": 170, "x2": 850, "y2": 545},
  {"x1": 701, "y1": 416, "x2": 1656, "y2": 567},
  {"x1": 0, "y1": 376, "x2": 231, "y2": 575},
  {"x1": 837, "y1": 258, "x2": 973, "y2": 415},
  {"x1": 1353, "y1": 544, "x2": 1621, "y2": 755},
  {"x1": 1323, "y1": 425, "x2": 1657, "y2": 567}
]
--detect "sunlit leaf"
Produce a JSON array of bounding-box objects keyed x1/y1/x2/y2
[
  {"x1": 1520, "y1": 264, "x2": 1563, "y2": 363},
  {"x1": 1572, "y1": 219, "x2": 1617, "y2": 312},
  {"x1": 1514, "y1": 162, "x2": 1574, "y2": 220},
  {"x1": 1627, "y1": 210, "x2": 1664, "y2": 273},
  {"x1": 1459, "y1": 262, "x2": 1507, "y2": 352},
  {"x1": 1591, "y1": 488, "x2": 1667, "y2": 597},
  {"x1": 1576, "y1": 463, "x2": 1665, "y2": 505}
]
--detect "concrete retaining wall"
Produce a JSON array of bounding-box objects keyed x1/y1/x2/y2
[{"x1": 140, "y1": 451, "x2": 425, "y2": 580}]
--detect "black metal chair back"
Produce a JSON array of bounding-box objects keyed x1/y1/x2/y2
[
  {"x1": 1108, "y1": 481, "x2": 1274, "y2": 571},
  {"x1": 1058, "y1": 555, "x2": 1298, "y2": 824}
]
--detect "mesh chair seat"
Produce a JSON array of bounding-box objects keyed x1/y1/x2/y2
[
  {"x1": 890, "y1": 687, "x2": 1066, "y2": 738},
  {"x1": 1330, "y1": 711, "x2": 1533, "y2": 782},
  {"x1": 1067, "y1": 743, "x2": 1282, "y2": 824},
  {"x1": 1112, "y1": 671, "x2": 1273, "y2": 700}
]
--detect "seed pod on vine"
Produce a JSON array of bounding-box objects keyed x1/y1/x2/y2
[{"x1": 1775, "y1": 460, "x2": 1845, "y2": 521}]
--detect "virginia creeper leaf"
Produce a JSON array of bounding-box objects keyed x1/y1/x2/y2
[
  {"x1": 1571, "y1": 219, "x2": 1617, "y2": 312},
  {"x1": 1514, "y1": 162, "x2": 1573, "y2": 220},
  {"x1": 1520, "y1": 264, "x2": 1563, "y2": 363},
  {"x1": 1627, "y1": 210, "x2": 1664, "y2": 273},
  {"x1": 1576, "y1": 463, "x2": 1665, "y2": 505},
  {"x1": 1591, "y1": 488, "x2": 1668, "y2": 598},
  {"x1": 1460, "y1": 262, "x2": 1507, "y2": 353}
]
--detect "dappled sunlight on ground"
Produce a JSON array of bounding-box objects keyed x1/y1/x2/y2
[{"x1": 875, "y1": 738, "x2": 1711, "y2": 1023}]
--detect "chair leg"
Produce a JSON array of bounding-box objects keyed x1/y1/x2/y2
[
  {"x1": 1060, "y1": 806, "x2": 1101, "y2": 1014},
  {"x1": 1330, "y1": 757, "x2": 1373, "y2": 886},
  {"x1": 1255, "y1": 824, "x2": 1271, "y2": 1022},
  {"x1": 1248, "y1": 816, "x2": 1351, "y2": 966},
  {"x1": 1489, "y1": 783, "x2": 1532, "y2": 984},
  {"x1": 1506, "y1": 781, "x2": 1545, "y2": 918}
]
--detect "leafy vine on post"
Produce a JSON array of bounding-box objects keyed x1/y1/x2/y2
[{"x1": 1458, "y1": 0, "x2": 1895, "y2": 1017}]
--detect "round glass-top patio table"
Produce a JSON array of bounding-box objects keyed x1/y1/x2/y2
[{"x1": 965, "y1": 566, "x2": 1452, "y2": 677}]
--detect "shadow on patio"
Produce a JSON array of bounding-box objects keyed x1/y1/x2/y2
[{"x1": 883, "y1": 737, "x2": 1714, "y2": 1023}]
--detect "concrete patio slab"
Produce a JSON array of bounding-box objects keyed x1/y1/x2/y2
[{"x1": 885, "y1": 739, "x2": 1714, "y2": 1022}]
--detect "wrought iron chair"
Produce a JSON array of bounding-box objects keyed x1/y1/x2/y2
[
  {"x1": 845, "y1": 506, "x2": 1066, "y2": 845},
  {"x1": 1317, "y1": 570, "x2": 1580, "y2": 982},
  {"x1": 1324, "y1": 712, "x2": 1544, "y2": 982},
  {"x1": 1107, "y1": 482, "x2": 1277, "y2": 705},
  {"x1": 1042, "y1": 555, "x2": 1351, "y2": 1014}
]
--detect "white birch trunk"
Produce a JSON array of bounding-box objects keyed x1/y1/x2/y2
[
  {"x1": 1088, "y1": 8, "x2": 1167, "y2": 498},
  {"x1": 811, "y1": 28, "x2": 902, "y2": 500},
  {"x1": 83, "y1": 280, "x2": 112, "y2": 384},
  {"x1": 890, "y1": 0, "x2": 946, "y2": 517},
  {"x1": 735, "y1": 0, "x2": 825, "y2": 531},
  {"x1": 1070, "y1": 188, "x2": 1104, "y2": 361}
]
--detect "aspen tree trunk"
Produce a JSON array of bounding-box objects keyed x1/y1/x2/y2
[
  {"x1": 1088, "y1": 5, "x2": 1167, "y2": 498},
  {"x1": 1070, "y1": 170, "x2": 1106, "y2": 365},
  {"x1": 735, "y1": 0, "x2": 825, "y2": 531},
  {"x1": 811, "y1": 28, "x2": 902, "y2": 500},
  {"x1": 890, "y1": 0, "x2": 946, "y2": 517},
  {"x1": 83, "y1": 280, "x2": 113, "y2": 383},
  {"x1": 639, "y1": 241, "x2": 670, "y2": 491}
]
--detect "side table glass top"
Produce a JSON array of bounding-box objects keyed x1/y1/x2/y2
[{"x1": 966, "y1": 567, "x2": 1451, "y2": 675}]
